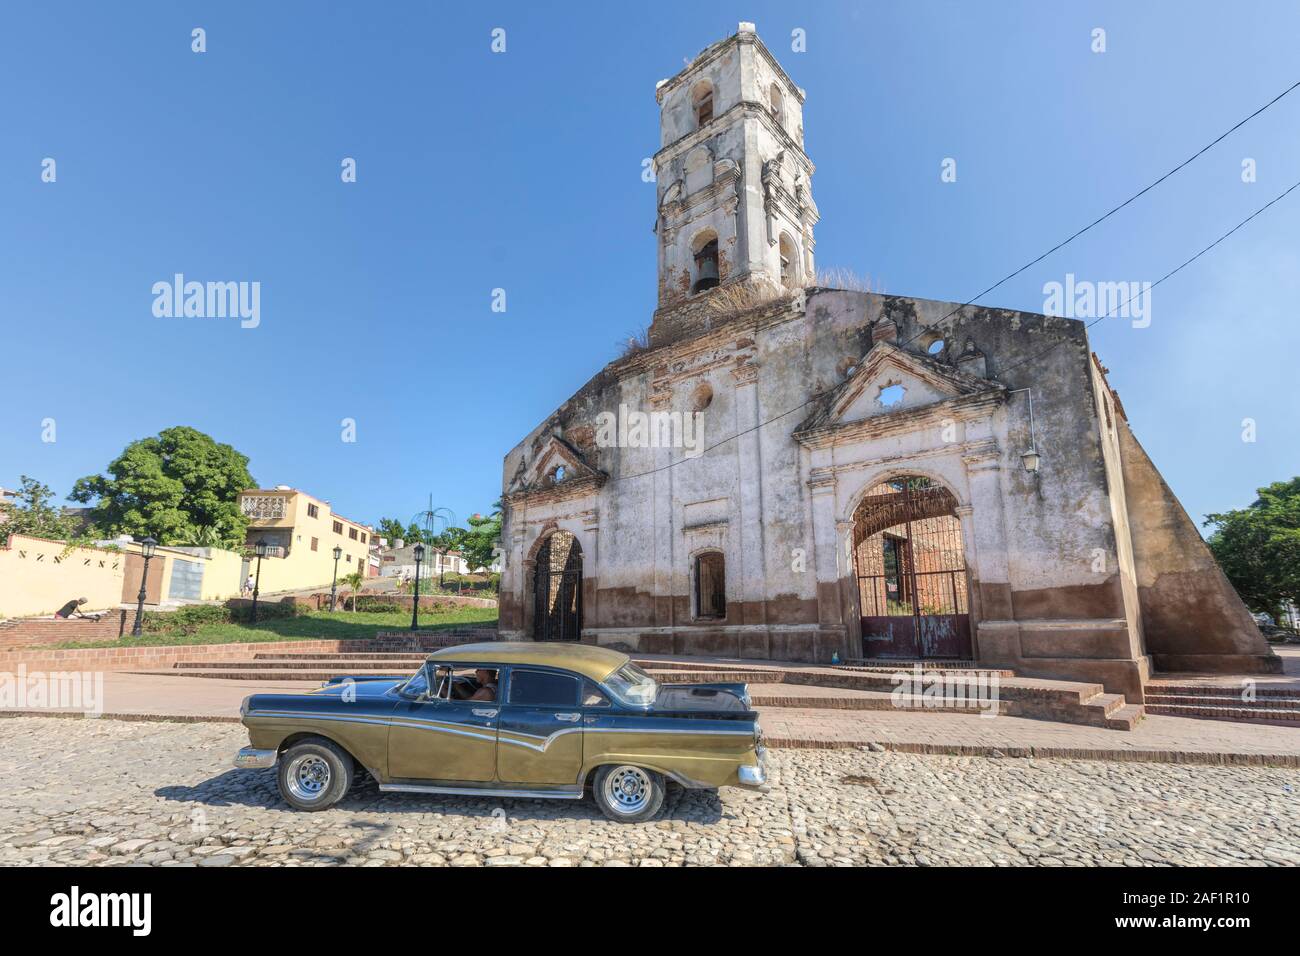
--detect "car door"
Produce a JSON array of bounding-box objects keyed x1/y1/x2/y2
[
  {"x1": 496, "y1": 667, "x2": 584, "y2": 785},
  {"x1": 387, "y1": 664, "x2": 499, "y2": 783}
]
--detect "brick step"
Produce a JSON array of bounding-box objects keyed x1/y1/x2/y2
[
  {"x1": 1146, "y1": 692, "x2": 1300, "y2": 710},
  {"x1": 176, "y1": 658, "x2": 426, "y2": 670},
  {"x1": 752, "y1": 694, "x2": 1006, "y2": 715},
  {"x1": 137, "y1": 668, "x2": 411, "y2": 681},
  {"x1": 1145, "y1": 703, "x2": 1300, "y2": 722},
  {"x1": 1103, "y1": 703, "x2": 1145, "y2": 731},
  {"x1": 646, "y1": 669, "x2": 787, "y2": 684},
  {"x1": 838, "y1": 664, "x2": 1016, "y2": 678},
  {"x1": 253, "y1": 652, "x2": 444, "y2": 660},
  {"x1": 1147, "y1": 684, "x2": 1300, "y2": 700}
]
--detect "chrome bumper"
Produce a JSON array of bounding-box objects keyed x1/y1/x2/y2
[
  {"x1": 234, "y1": 747, "x2": 277, "y2": 769},
  {"x1": 738, "y1": 745, "x2": 768, "y2": 789}
]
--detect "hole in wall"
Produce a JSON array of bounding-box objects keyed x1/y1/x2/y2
[{"x1": 878, "y1": 384, "x2": 905, "y2": 407}]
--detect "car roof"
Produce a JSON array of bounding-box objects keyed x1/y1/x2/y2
[{"x1": 425, "y1": 642, "x2": 630, "y2": 683}]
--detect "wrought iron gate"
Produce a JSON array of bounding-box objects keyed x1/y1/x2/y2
[
  {"x1": 533, "y1": 531, "x2": 582, "y2": 642},
  {"x1": 852, "y1": 476, "x2": 972, "y2": 659}
]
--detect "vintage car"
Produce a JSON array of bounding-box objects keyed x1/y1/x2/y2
[{"x1": 234, "y1": 642, "x2": 767, "y2": 821}]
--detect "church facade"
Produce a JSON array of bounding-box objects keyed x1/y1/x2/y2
[{"x1": 498, "y1": 24, "x2": 1277, "y2": 702}]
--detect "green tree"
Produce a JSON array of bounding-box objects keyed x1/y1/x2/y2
[
  {"x1": 1205, "y1": 477, "x2": 1300, "y2": 620},
  {"x1": 458, "y1": 504, "x2": 503, "y2": 572},
  {"x1": 0, "y1": 475, "x2": 80, "y2": 542},
  {"x1": 376, "y1": 517, "x2": 427, "y2": 545},
  {"x1": 69, "y1": 426, "x2": 255, "y2": 548}
]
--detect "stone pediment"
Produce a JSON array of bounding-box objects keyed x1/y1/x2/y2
[
  {"x1": 505, "y1": 435, "x2": 607, "y2": 505},
  {"x1": 794, "y1": 342, "x2": 1004, "y2": 446}
]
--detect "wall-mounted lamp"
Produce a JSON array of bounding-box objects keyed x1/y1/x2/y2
[{"x1": 1009, "y1": 388, "x2": 1041, "y2": 474}]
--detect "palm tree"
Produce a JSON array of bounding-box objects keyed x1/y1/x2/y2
[{"x1": 341, "y1": 570, "x2": 365, "y2": 613}]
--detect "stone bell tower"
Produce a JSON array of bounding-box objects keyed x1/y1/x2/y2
[{"x1": 651, "y1": 23, "x2": 819, "y2": 327}]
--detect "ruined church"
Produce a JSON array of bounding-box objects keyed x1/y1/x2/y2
[{"x1": 499, "y1": 23, "x2": 1278, "y2": 702}]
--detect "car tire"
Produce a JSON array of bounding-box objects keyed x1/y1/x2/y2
[
  {"x1": 277, "y1": 737, "x2": 353, "y2": 812},
  {"x1": 592, "y1": 764, "x2": 666, "y2": 823}
]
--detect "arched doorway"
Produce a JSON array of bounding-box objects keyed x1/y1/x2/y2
[
  {"x1": 533, "y1": 531, "x2": 582, "y2": 642},
  {"x1": 852, "y1": 476, "x2": 971, "y2": 659}
]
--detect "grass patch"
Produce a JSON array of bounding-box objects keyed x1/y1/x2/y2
[{"x1": 53, "y1": 606, "x2": 498, "y2": 649}]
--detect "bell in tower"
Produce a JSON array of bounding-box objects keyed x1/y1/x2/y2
[{"x1": 693, "y1": 239, "x2": 720, "y2": 293}]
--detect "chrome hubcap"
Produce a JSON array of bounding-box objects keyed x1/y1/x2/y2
[
  {"x1": 603, "y1": 766, "x2": 652, "y2": 815},
  {"x1": 286, "y1": 754, "x2": 331, "y2": 801}
]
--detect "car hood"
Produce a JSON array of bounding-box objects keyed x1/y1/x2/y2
[{"x1": 310, "y1": 676, "x2": 407, "y2": 699}]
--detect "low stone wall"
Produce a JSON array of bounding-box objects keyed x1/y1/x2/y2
[
  {"x1": 326, "y1": 593, "x2": 498, "y2": 611},
  {"x1": 0, "y1": 627, "x2": 498, "y2": 673},
  {"x1": 0, "y1": 610, "x2": 128, "y2": 650}
]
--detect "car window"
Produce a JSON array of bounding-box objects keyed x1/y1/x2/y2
[
  {"x1": 508, "y1": 669, "x2": 580, "y2": 707},
  {"x1": 583, "y1": 681, "x2": 611, "y2": 707}
]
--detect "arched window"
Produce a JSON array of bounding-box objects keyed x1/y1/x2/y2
[
  {"x1": 694, "y1": 551, "x2": 726, "y2": 619},
  {"x1": 692, "y1": 81, "x2": 714, "y2": 127},
  {"x1": 768, "y1": 83, "x2": 784, "y2": 125},
  {"x1": 691, "y1": 231, "x2": 720, "y2": 293},
  {"x1": 778, "y1": 233, "x2": 798, "y2": 287}
]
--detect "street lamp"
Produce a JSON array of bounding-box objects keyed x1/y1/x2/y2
[
  {"x1": 130, "y1": 536, "x2": 158, "y2": 637},
  {"x1": 329, "y1": 545, "x2": 343, "y2": 612},
  {"x1": 411, "y1": 543, "x2": 425, "y2": 631},
  {"x1": 251, "y1": 539, "x2": 269, "y2": 624}
]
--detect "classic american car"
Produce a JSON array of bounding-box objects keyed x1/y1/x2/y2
[{"x1": 234, "y1": 642, "x2": 767, "y2": 822}]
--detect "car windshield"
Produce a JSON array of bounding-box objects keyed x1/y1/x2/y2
[
  {"x1": 398, "y1": 664, "x2": 430, "y2": 698},
  {"x1": 603, "y1": 662, "x2": 657, "y2": 707}
]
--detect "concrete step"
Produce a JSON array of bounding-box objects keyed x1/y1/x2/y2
[
  {"x1": 253, "y1": 652, "x2": 442, "y2": 660},
  {"x1": 752, "y1": 692, "x2": 1006, "y2": 715}
]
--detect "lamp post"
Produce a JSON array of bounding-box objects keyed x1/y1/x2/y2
[
  {"x1": 130, "y1": 536, "x2": 158, "y2": 637},
  {"x1": 329, "y1": 545, "x2": 343, "y2": 612},
  {"x1": 410, "y1": 543, "x2": 425, "y2": 631},
  {"x1": 251, "y1": 539, "x2": 269, "y2": 624}
]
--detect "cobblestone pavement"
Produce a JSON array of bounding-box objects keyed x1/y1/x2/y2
[{"x1": 1, "y1": 716, "x2": 1297, "y2": 866}]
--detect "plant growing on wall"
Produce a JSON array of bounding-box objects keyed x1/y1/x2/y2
[
  {"x1": 69, "y1": 426, "x2": 254, "y2": 548},
  {"x1": 1205, "y1": 476, "x2": 1300, "y2": 621}
]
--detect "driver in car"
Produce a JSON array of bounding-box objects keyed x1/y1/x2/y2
[{"x1": 452, "y1": 668, "x2": 498, "y2": 702}]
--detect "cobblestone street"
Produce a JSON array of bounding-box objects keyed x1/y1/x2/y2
[{"x1": 1, "y1": 716, "x2": 1297, "y2": 867}]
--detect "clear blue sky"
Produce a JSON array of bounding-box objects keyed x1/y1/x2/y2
[{"x1": 2, "y1": 1, "x2": 1296, "y2": 531}]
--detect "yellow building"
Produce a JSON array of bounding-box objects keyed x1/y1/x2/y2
[{"x1": 239, "y1": 487, "x2": 373, "y2": 595}]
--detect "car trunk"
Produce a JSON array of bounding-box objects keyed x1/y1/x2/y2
[{"x1": 651, "y1": 682, "x2": 753, "y2": 716}]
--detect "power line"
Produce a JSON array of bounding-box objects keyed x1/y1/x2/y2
[
  {"x1": 611, "y1": 176, "x2": 1300, "y2": 484},
  {"x1": 604, "y1": 79, "x2": 1300, "y2": 484}
]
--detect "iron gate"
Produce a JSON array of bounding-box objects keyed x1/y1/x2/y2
[
  {"x1": 853, "y1": 476, "x2": 972, "y2": 659},
  {"x1": 533, "y1": 531, "x2": 582, "y2": 642}
]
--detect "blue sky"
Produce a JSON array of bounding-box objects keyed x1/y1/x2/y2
[{"x1": 2, "y1": 1, "x2": 1296, "y2": 532}]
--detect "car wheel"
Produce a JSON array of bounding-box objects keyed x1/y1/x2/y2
[
  {"x1": 277, "y1": 738, "x2": 353, "y2": 811},
  {"x1": 592, "y1": 764, "x2": 665, "y2": 823}
]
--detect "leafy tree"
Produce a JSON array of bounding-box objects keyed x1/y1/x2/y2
[
  {"x1": 0, "y1": 475, "x2": 80, "y2": 542},
  {"x1": 70, "y1": 426, "x2": 255, "y2": 548},
  {"x1": 376, "y1": 517, "x2": 427, "y2": 545},
  {"x1": 1205, "y1": 477, "x2": 1300, "y2": 621},
  {"x1": 458, "y1": 504, "x2": 503, "y2": 572}
]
